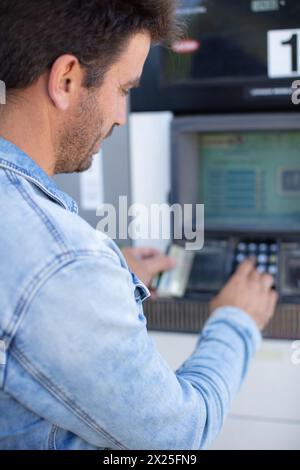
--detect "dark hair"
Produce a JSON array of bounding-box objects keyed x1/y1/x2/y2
[{"x1": 0, "y1": 0, "x2": 182, "y2": 91}]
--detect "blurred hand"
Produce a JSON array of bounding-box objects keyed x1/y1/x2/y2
[
  {"x1": 210, "y1": 258, "x2": 278, "y2": 331},
  {"x1": 122, "y1": 246, "x2": 176, "y2": 288}
]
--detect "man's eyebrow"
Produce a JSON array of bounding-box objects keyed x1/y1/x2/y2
[{"x1": 122, "y1": 77, "x2": 141, "y2": 89}]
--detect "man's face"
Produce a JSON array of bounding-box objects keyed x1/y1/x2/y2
[{"x1": 54, "y1": 33, "x2": 151, "y2": 174}]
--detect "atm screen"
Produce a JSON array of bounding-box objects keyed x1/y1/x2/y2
[
  {"x1": 198, "y1": 131, "x2": 300, "y2": 229},
  {"x1": 164, "y1": 0, "x2": 300, "y2": 86}
]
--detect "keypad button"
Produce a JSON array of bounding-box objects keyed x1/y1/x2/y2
[
  {"x1": 269, "y1": 255, "x2": 278, "y2": 264},
  {"x1": 257, "y1": 264, "x2": 267, "y2": 273},
  {"x1": 237, "y1": 242, "x2": 247, "y2": 252},
  {"x1": 268, "y1": 265, "x2": 278, "y2": 275},
  {"x1": 236, "y1": 253, "x2": 246, "y2": 263},
  {"x1": 259, "y1": 243, "x2": 268, "y2": 253},
  {"x1": 248, "y1": 243, "x2": 258, "y2": 252},
  {"x1": 258, "y1": 254, "x2": 268, "y2": 264}
]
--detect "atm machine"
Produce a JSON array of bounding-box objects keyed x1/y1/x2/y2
[
  {"x1": 144, "y1": 113, "x2": 300, "y2": 342},
  {"x1": 131, "y1": 0, "x2": 300, "y2": 341},
  {"x1": 130, "y1": 0, "x2": 300, "y2": 449},
  {"x1": 131, "y1": 114, "x2": 300, "y2": 450}
]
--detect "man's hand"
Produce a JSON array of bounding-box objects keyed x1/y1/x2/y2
[
  {"x1": 210, "y1": 258, "x2": 278, "y2": 331},
  {"x1": 122, "y1": 247, "x2": 176, "y2": 288}
]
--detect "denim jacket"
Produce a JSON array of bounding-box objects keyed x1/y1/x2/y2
[{"x1": 0, "y1": 137, "x2": 261, "y2": 450}]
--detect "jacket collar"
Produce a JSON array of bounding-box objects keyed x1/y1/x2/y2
[{"x1": 0, "y1": 137, "x2": 78, "y2": 213}]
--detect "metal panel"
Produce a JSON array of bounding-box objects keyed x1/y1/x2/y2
[{"x1": 144, "y1": 299, "x2": 300, "y2": 340}]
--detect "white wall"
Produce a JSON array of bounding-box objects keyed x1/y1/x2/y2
[
  {"x1": 150, "y1": 332, "x2": 300, "y2": 450},
  {"x1": 129, "y1": 112, "x2": 173, "y2": 252}
]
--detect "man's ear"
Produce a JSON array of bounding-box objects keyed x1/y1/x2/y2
[{"x1": 48, "y1": 54, "x2": 83, "y2": 111}]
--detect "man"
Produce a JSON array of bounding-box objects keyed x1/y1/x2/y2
[{"x1": 0, "y1": 1, "x2": 277, "y2": 450}]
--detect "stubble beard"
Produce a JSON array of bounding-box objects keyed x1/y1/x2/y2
[{"x1": 54, "y1": 93, "x2": 104, "y2": 175}]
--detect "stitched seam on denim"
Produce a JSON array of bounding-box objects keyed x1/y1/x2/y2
[
  {"x1": 2, "y1": 251, "x2": 118, "y2": 348},
  {"x1": 48, "y1": 425, "x2": 58, "y2": 450},
  {"x1": 0, "y1": 159, "x2": 34, "y2": 178},
  {"x1": 2, "y1": 254, "x2": 74, "y2": 347},
  {"x1": 11, "y1": 346, "x2": 127, "y2": 450},
  {"x1": 5, "y1": 170, "x2": 68, "y2": 251},
  {"x1": 0, "y1": 160, "x2": 69, "y2": 210}
]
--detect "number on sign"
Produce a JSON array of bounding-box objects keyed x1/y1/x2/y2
[
  {"x1": 268, "y1": 29, "x2": 300, "y2": 78},
  {"x1": 282, "y1": 34, "x2": 298, "y2": 73}
]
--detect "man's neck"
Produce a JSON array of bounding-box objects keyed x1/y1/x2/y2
[{"x1": 0, "y1": 95, "x2": 55, "y2": 176}]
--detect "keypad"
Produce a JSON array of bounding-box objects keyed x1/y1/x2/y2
[{"x1": 234, "y1": 240, "x2": 279, "y2": 284}]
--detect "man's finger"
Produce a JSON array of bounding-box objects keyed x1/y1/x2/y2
[
  {"x1": 261, "y1": 273, "x2": 274, "y2": 292},
  {"x1": 235, "y1": 258, "x2": 256, "y2": 278},
  {"x1": 132, "y1": 246, "x2": 161, "y2": 259},
  {"x1": 267, "y1": 290, "x2": 279, "y2": 318},
  {"x1": 146, "y1": 254, "x2": 176, "y2": 276},
  {"x1": 249, "y1": 269, "x2": 261, "y2": 284}
]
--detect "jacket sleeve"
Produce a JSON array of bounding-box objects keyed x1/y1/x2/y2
[{"x1": 4, "y1": 250, "x2": 261, "y2": 450}]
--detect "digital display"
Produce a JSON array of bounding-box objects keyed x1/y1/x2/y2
[
  {"x1": 163, "y1": 0, "x2": 300, "y2": 86},
  {"x1": 198, "y1": 131, "x2": 300, "y2": 229},
  {"x1": 251, "y1": 0, "x2": 280, "y2": 13},
  {"x1": 188, "y1": 241, "x2": 228, "y2": 292}
]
